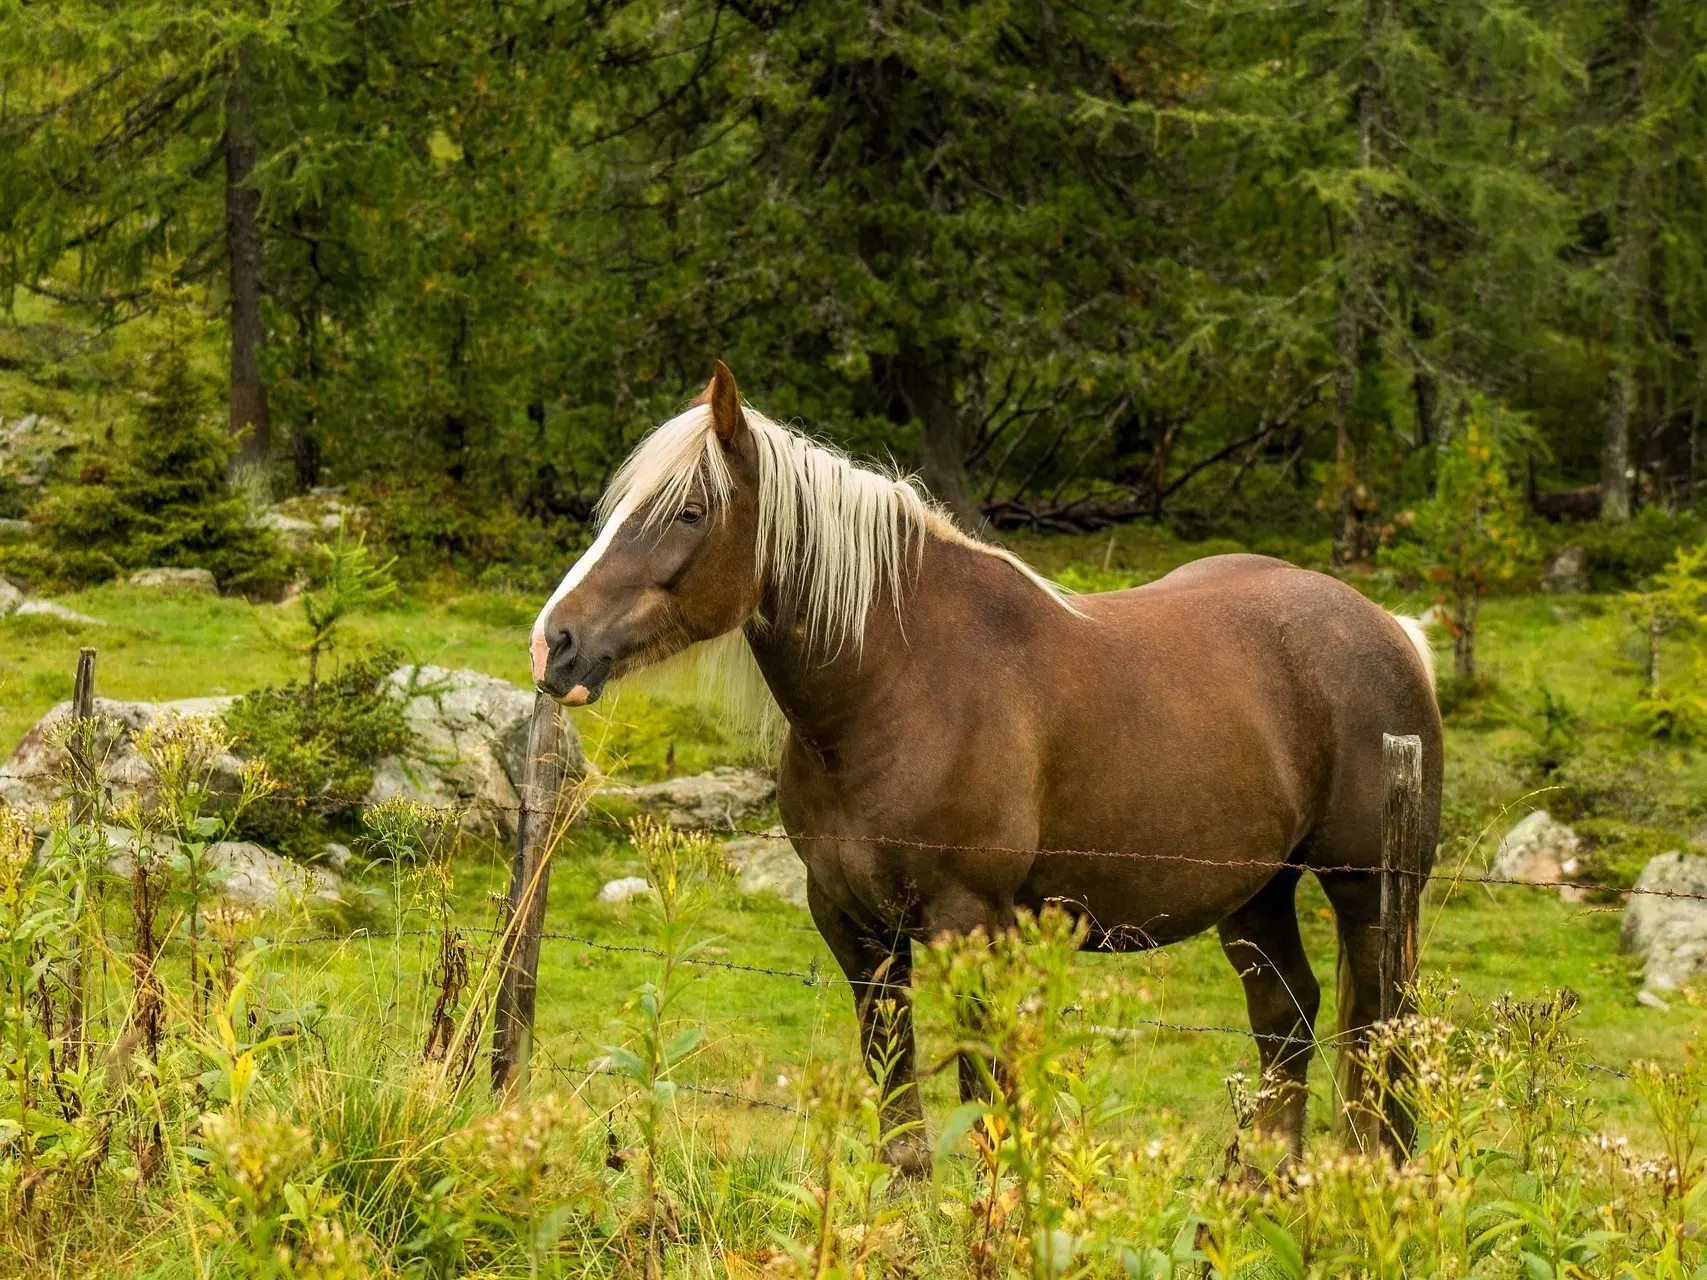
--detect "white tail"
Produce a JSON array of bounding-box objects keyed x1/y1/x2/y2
[{"x1": 1392, "y1": 613, "x2": 1437, "y2": 690}]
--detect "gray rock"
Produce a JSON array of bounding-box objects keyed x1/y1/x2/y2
[
  {"x1": 1637, "y1": 989, "x2": 1671, "y2": 1011},
  {"x1": 0, "y1": 695, "x2": 238, "y2": 813},
  {"x1": 14, "y1": 600, "x2": 105, "y2": 626},
  {"x1": 0, "y1": 579, "x2": 21, "y2": 617},
  {"x1": 1492, "y1": 810, "x2": 1582, "y2": 894},
  {"x1": 322, "y1": 841, "x2": 354, "y2": 873},
  {"x1": 608, "y1": 767, "x2": 776, "y2": 831},
  {"x1": 364, "y1": 665, "x2": 587, "y2": 842},
  {"x1": 597, "y1": 876, "x2": 654, "y2": 904},
  {"x1": 723, "y1": 825, "x2": 807, "y2": 907},
  {"x1": 257, "y1": 510, "x2": 318, "y2": 538},
  {"x1": 104, "y1": 831, "x2": 339, "y2": 912},
  {"x1": 128, "y1": 567, "x2": 217, "y2": 593},
  {"x1": 1543, "y1": 546, "x2": 1589, "y2": 594},
  {"x1": 0, "y1": 518, "x2": 31, "y2": 538},
  {"x1": 1621, "y1": 851, "x2": 1707, "y2": 992}
]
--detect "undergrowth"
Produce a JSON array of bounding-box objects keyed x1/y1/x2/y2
[{"x1": 1, "y1": 748, "x2": 1703, "y2": 1278}]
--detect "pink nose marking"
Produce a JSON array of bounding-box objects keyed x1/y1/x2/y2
[{"x1": 530, "y1": 628, "x2": 550, "y2": 684}]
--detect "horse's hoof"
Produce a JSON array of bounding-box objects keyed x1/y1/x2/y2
[{"x1": 882, "y1": 1137, "x2": 932, "y2": 1179}]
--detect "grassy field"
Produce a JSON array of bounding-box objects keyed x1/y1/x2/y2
[{"x1": 5, "y1": 524, "x2": 1703, "y2": 1160}]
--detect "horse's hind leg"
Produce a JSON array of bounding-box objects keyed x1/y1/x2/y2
[
  {"x1": 1217, "y1": 868, "x2": 1321, "y2": 1163},
  {"x1": 1316, "y1": 869, "x2": 1412, "y2": 1157}
]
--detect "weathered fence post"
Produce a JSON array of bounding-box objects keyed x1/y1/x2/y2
[
  {"x1": 65, "y1": 647, "x2": 97, "y2": 1062},
  {"x1": 1376, "y1": 731, "x2": 1425, "y2": 1154},
  {"x1": 1378, "y1": 732, "x2": 1425, "y2": 1022},
  {"x1": 491, "y1": 693, "x2": 568, "y2": 1094}
]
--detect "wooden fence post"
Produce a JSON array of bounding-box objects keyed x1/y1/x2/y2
[
  {"x1": 491, "y1": 693, "x2": 568, "y2": 1094},
  {"x1": 65, "y1": 647, "x2": 97, "y2": 1062},
  {"x1": 1378, "y1": 732, "x2": 1424, "y2": 1023}
]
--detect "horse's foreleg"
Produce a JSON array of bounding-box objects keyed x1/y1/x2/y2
[
  {"x1": 1218, "y1": 868, "x2": 1321, "y2": 1165},
  {"x1": 807, "y1": 880, "x2": 929, "y2": 1175}
]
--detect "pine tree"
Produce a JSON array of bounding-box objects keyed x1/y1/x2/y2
[{"x1": 11, "y1": 331, "x2": 279, "y2": 590}]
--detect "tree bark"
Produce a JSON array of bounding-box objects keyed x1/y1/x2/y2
[
  {"x1": 224, "y1": 37, "x2": 270, "y2": 471},
  {"x1": 895, "y1": 347, "x2": 981, "y2": 530},
  {"x1": 1600, "y1": 0, "x2": 1653, "y2": 524},
  {"x1": 1601, "y1": 359, "x2": 1633, "y2": 521},
  {"x1": 1332, "y1": 0, "x2": 1384, "y2": 566},
  {"x1": 1454, "y1": 588, "x2": 1479, "y2": 683}
]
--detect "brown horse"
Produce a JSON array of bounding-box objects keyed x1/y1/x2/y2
[{"x1": 532, "y1": 363, "x2": 1441, "y2": 1172}]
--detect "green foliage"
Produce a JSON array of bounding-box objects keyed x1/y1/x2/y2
[
  {"x1": 1573, "y1": 508, "x2": 1707, "y2": 590},
  {"x1": 221, "y1": 649, "x2": 413, "y2": 856},
  {"x1": 1383, "y1": 399, "x2": 1539, "y2": 680},
  {"x1": 4, "y1": 335, "x2": 280, "y2": 592},
  {"x1": 295, "y1": 526, "x2": 397, "y2": 689},
  {"x1": 1627, "y1": 544, "x2": 1707, "y2": 738}
]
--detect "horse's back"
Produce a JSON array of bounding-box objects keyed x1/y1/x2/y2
[{"x1": 1021, "y1": 552, "x2": 1440, "y2": 920}]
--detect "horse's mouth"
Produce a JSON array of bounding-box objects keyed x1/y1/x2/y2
[{"x1": 552, "y1": 656, "x2": 613, "y2": 706}]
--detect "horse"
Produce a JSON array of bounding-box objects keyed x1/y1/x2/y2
[{"x1": 532, "y1": 362, "x2": 1442, "y2": 1173}]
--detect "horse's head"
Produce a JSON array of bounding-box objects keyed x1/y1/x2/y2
[{"x1": 531, "y1": 361, "x2": 764, "y2": 705}]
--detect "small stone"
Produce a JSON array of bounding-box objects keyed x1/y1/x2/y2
[
  {"x1": 322, "y1": 841, "x2": 354, "y2": 873},
  {"x1": 0, "y1": 579, "x2": 21, "y2": 617},
  {"x1": 1543, "y1": 545, "x2": 1589, "y2": 594},
  {"x1": 128, "y1": 566, "x2": 217, "y2": 593},
  {"x1": 597, "y1": 876, "x2": 654, "y2": 904},
  {"x1": 0, "y1": 518, "x2": 32, "y2": 537},
  {"x1": 13, "y1": 600, "x2": 105, "y2": 626},
  {"x1": 1637, "y1": 989, "x2": 1670, "y2": 1011}
]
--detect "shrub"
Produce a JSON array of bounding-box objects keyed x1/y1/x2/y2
[
  {"x1": 6, "y1": 338, "x2": 282, "y2": 594},
  {"x1": 1574, "y1": 504, "x2": 1707, "y2": 589},
  {"x1": 221, "y1": 649, "x2": 413, "y2": 857}
]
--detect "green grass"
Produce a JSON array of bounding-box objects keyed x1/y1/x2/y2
[{"x1": 4, "y1": 534, "x2": 1706, "y2": 1157}]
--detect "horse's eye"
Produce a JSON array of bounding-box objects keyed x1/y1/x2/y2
[{"x1": 679, "y1": 503, "x2": 704, "y2": 525}]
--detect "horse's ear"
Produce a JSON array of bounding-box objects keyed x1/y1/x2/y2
[{"x1": 695, "y1": 360, "x2": 747, "y2": 446}]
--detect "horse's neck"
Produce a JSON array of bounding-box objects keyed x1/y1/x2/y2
[{"x1": 742, "y1": 531, "x2": 1025, "y2": 753}]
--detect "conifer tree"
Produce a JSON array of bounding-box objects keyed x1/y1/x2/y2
[{"x1": 12, "y1": 320, "x2": 278, "y2": 590}]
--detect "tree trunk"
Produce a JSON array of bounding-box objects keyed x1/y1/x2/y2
[
  {"x1": 1332, "y1": 282, "x2": 1360, "y2": 565},
  {"x1": 1332, "y1": 0, "x2": 1384, "y2": 566},
  {"x1": 1410, "y1": 304, "x2": 1438, "y2": 447},
  {"x1": 224, "y1": 37, "x2": 270, "y2": 472},
  {"x1": 1601, "y1": 360, "x2": 1633, "y2": 521},
  {"x1": 896, "y1": 348, "x2": 981, "y2": 530},
  {"x1": 1600, "y1": 0, "x2": 1653, "y2": 524},
  {"x1": 1454, "y1": 588, "x2": 1479, "y2": 683}
]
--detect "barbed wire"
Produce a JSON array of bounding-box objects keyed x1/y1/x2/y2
[
  {"x1": 12, "y1": 764, "x2": 1707, "y2": 904},
  {"x1": 541, "y1": 1061, "x2": 805, "y2": 1115}
]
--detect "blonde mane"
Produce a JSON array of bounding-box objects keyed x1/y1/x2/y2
[{"x1": 598, "y1": 401, "x2": 1072, "y2": 658}]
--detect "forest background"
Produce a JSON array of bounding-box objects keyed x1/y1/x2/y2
[{"x1": 5, "y1": 0, "x2": 1706, "y2": 578}]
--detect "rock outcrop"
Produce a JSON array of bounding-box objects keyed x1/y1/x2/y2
[
  {"x1": 1621, "y1": 851, "x2": 1707, "y2": 996},
  {"x1": 0, "y1": 695, "x2": 240, "y2": 812},
  {"x1": 103, "y1": 829, "x2": 340, "y2": 912},
  {"x1": 606, "y1": 767, "x2": 776, "y2": 831},
  {"x1": 363, "y1": 665, "x2": 587, "y2": 841}
]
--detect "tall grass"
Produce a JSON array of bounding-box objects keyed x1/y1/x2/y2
[{"x1": 0, "y1": 743, "x2": 1703, "y2": 1278}]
